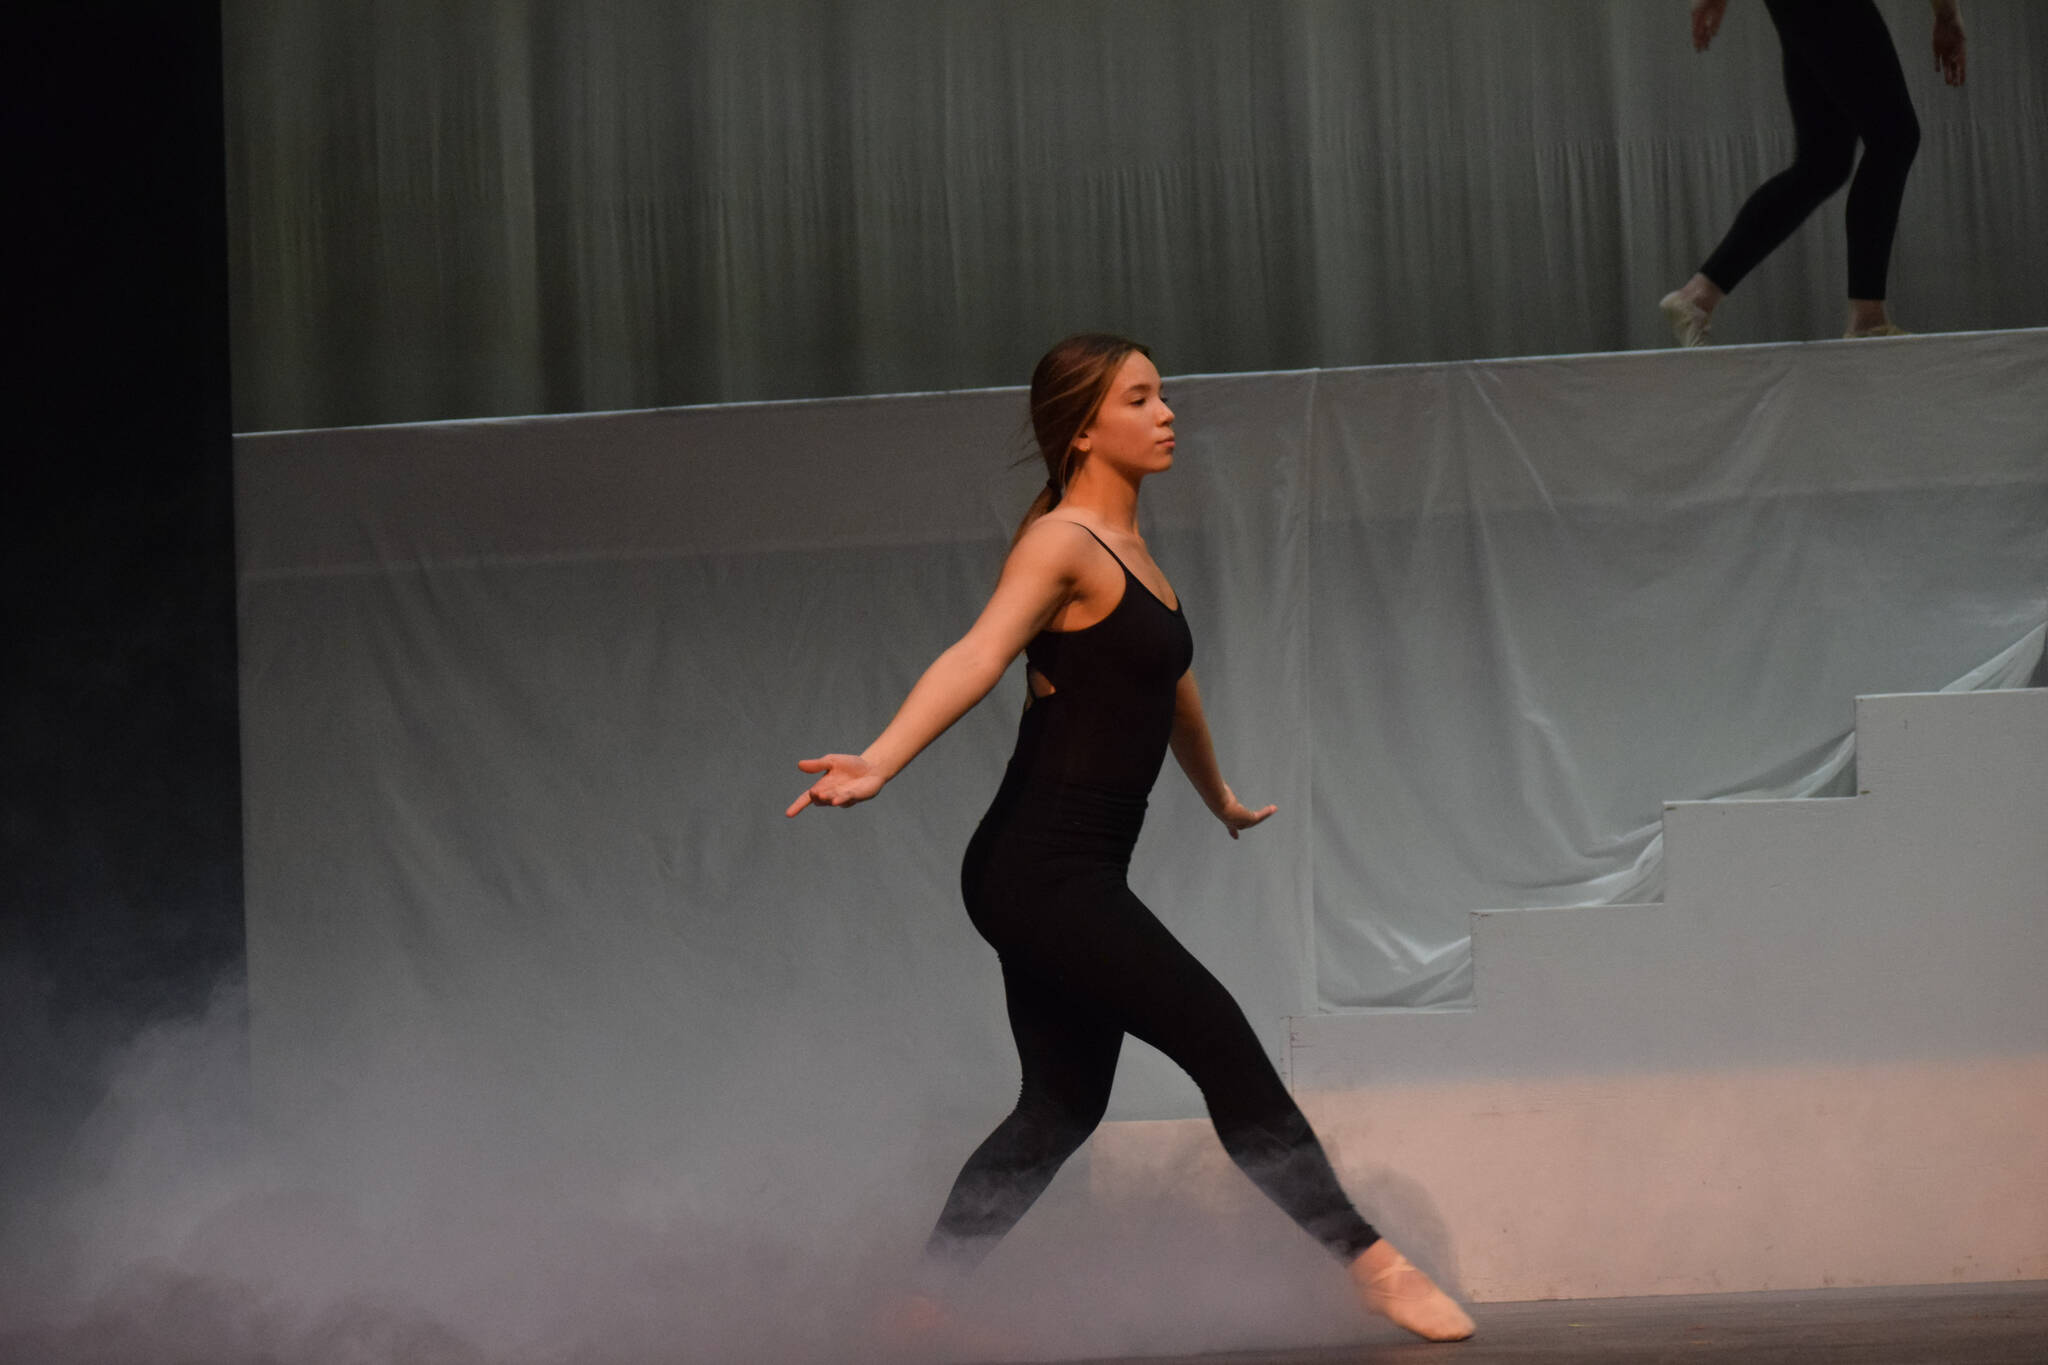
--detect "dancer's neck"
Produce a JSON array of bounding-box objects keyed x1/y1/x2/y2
[{"x1": 1059, "y1": 466, "x2": 1143, "y2": 537}]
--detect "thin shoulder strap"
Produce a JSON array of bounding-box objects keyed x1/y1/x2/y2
[{"x1": 1067, "y1": 521, "x2": 1134, "y2": 578}]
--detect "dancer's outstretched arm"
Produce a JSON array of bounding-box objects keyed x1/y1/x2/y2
[
  {"x1": 786, "y1": 521, "x2": 1084, "y2": 816},
  {"x1": 1168, "y1": 669, "x2": 1277, "y2": 840}
]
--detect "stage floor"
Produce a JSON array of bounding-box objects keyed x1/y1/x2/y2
[{"x1": 1042, "y1": 1281, "x2": 2048, "y2": 1365}]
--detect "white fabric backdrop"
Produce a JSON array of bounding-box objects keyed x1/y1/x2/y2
[{"x1": 237, "y1": 329, "x2": 2048, "y2": 1140}]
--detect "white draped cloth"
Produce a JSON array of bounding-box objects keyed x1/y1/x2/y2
[{"x1": 237, "y1": 330, "x2": 2046, "y2": 1154}]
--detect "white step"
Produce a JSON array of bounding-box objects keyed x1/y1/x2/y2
[{"x1": 1093, "y1": 688, "x2": 2048, "y2": 1301}]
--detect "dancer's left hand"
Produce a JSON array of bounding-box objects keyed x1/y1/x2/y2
[{"x1": 1216, "y1": 791, "x2": 1277, "y2": 840}]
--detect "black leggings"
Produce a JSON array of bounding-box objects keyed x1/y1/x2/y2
[
  {"x1": 1699, "y1": 0, "x2": 1920, "y2": 301},
  {"x1": 924, "y1": 773, "x2": 1379, "y2": 1275}
]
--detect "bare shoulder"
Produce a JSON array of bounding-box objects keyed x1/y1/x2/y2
[{"x1": 1008, "y1": 515, "x2": 1098, "y2": 579}]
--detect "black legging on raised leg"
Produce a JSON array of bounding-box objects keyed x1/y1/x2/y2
[
  {"x1": 923, "y1": 772, "x2": 1379, "y2": 1273},
  {"x1": 1699, "y1": 0, "x2": 1921, "y2": 301}
]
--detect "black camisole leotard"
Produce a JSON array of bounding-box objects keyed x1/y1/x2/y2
[
  {"x1": 1004, "y1": 521, "x2": 1192, "y2": 794},
  {"x1": 923, "y1": 522, "x2": 1379, "y2": 1273}
]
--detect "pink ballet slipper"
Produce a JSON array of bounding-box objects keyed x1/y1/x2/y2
[{"x1": 1349, "y1": 1239, "x2": 1477, "y2": 1343}]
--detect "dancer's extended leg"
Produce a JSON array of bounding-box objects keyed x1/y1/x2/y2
[
  {"x1": 1697, "y1": 21, "x2": 1857, "y2": 299},
  {"x1": 923, "y1": 960, "x2": 1121, "y2": 1276},
  {"x1": 926, "y1": 774, "x2": 1473, "y2": 1341}
]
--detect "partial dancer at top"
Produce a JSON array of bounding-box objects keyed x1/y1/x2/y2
[
  {"x1": 788, "y1": 334, "x2": 1475, "y2": 1350},
  {"x1": 1661, "y1": 0, "x2": 1966, "y2": 346}
]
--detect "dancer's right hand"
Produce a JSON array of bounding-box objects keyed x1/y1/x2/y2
[
  {"x1": 1690, "y1": 0, "x2": 1728, "y2": 52},
  {"x1": 786, "y1": 753, "x2": 884, "y2": 816},
  {"x1": 1931, "y1": 5, "x2": 1966, "y2": 86}
]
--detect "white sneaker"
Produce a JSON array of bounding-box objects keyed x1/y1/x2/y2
[{"x1": 1659, "y1": 291, "x2": 1712, "y2": 347}]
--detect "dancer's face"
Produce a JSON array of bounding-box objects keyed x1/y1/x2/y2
[{"x1": 1076, "y1": 351, "x2": 1175, "y2": 480}]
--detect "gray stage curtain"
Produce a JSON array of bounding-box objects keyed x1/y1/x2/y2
[{"x1": 225, "y1": 1, "x2": 2048, "y2": 433}]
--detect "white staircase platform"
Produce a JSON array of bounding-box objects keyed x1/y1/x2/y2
[{"x1": 1092, "y1": 688, "x2": 2048, "y2": 1301}]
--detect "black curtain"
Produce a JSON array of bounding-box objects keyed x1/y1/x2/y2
[{"x1": 3, "y1": 2, "x2": 243, "y2": 1207}]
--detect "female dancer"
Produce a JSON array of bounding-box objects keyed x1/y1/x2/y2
[
  {"x1": 787, "y1": 334, "x2": 1474, "y2": 1346},
  {"x1": 1660, "y1": 0, "x2": 1966, "y2": 346}
]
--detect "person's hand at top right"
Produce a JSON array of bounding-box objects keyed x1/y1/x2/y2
[
  {"x1": 1691, "y1": 0, "x2": 1730, "y2": 53},
  {"x1": 1931, "y1": 4, "x2": 1967, "y2": 86}
]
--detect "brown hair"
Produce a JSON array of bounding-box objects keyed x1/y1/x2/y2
[{"x1": 1012, "y1": 332, "x2": 1150, "y2": 545}]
